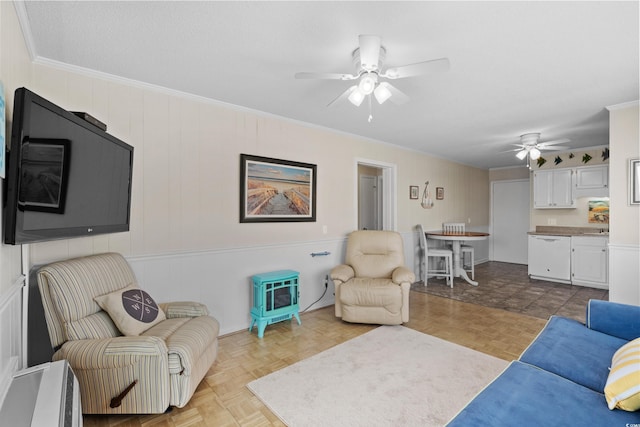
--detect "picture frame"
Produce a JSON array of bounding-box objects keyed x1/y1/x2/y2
[
  {"x1": 19, "y1": 138, "x2": 71, "y2": 214},
  {"x1": 630, "y1": 158, "x2": 640, "y2": 205},
  {"x1": 240, "y1": 154, "x2": 317, "y2": 222},
  {"x1": 409, "y1": 185, "x2": 419, "y2": 200},
  {"x1": 436, "y1": 187, "x2": 444, "y2": 200},
  {"x1": 0, "y1": 80, "x2": 5, "y2": 178}
]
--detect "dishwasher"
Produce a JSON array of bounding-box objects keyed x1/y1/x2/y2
[{"x1": 528, "y1": 235, "x2": 571, "y2": 283}]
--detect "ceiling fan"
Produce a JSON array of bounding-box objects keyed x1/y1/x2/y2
[
  {"x1": 512, "y1": 133, "x2": 571, "y2": 161},
  {"x1": 295, "y1": 35, "x2": 449, "y2": 120}
]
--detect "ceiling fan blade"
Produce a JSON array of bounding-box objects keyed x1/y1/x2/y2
[
  {"x1": 384, "y1": 83, "x2": 410, "y2": 105},
  {"x1": 538, "y1": 138, "x2": 570, "y2": 147},
  {"x1": 539, "y1": 145, "x2": 570, "y2": 151},
  {"x1": 382, "y1": 57, "x2": 450, "y2": 79},
  {"x1": 358, "y1": 35, "x2": 381, "y2": 71},
  {"x1": 327, "y1": 86, "x2": 357, "y2": 107},
  {"x1": 295, "y1": 72, "x2": 357, "y2": 80}
]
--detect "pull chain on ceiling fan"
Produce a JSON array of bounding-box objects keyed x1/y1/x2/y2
[{"x1": 295, "y1": 35, "x2": 449, "y2": 121}]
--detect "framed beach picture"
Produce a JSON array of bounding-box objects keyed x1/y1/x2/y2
[
  {"x1": 588, "y1": 199, "x2": 609, "y2": 224},
  {"x1": 240, "y1": 154, "x2": 317, "y2": 223}
]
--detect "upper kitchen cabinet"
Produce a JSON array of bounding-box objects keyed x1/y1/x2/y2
[
  {"x1": 575, "y1": 165, "x2": 609, "y2": 197},
  {"x1": 533, "y1": 169, "x2": 575, "y2": 208}
]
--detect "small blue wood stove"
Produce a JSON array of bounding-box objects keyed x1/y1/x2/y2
[{"x1": 250, "y1": 270, "x2": 301, "y2": 338}]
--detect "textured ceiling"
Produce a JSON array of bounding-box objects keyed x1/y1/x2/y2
[{"x1": 16, "y1": 1, "x2": 639, "y2": 169}]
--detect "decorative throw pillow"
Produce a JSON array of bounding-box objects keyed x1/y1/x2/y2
[
  {"x1": 604, "y1": 337, "x2": 640, "y2": 411},
  {"x1": 94, "y1": 284, "x2": 166, "y2": 336}
]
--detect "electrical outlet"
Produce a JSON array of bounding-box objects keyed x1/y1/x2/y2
[
  {"x1": 322, "y1": 225, "x2": 328, "y2": 234},
  {"x1": 548, "y1": 218, "x2": 557, "y2": 225}
]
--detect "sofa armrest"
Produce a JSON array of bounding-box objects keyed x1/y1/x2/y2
[
  {"x1": 586, "y1": 299, "x2": 640, "y2": 341},
  {"x1": 159, "y1": 301, "x2": 210, "y2": 318},
  {"x1": 330, "y1": 264, "x2": 355, "y2": 284},
  {"x1": 392, "y1": 266, "x2": 416, "y2": 285}
]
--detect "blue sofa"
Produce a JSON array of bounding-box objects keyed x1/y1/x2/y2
[{"x1": 448, "y1": 300, "x2": 640, "y2": 426}]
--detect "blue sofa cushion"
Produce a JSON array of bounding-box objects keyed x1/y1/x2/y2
[
  {"x1": 447, "y1": 361, "x2": 640, "y2": 426},
  {"x1": 587, "y1": 299, "x2": 640, "y2": 341},
  {"x1": 519, "y1": 316, "x2": 628, "y2": 392}
]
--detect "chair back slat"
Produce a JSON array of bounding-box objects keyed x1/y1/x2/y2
[{"x1": 443, "y1": 222, "x2": 465, "y2": 234}]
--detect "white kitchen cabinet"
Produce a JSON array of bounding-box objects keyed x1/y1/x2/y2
[
  {"x1": 528, "y1": 235, "x2": 572, "y2": 282},
  {"x1": 575, "y1": 165, "x2": 609, "y2": 197},
  {"x1": 571, "y1": 236, "x2": 608, "y2": 289},
  {"x1": 533, "y1": 169, "x2": 575, "y2": 208}
]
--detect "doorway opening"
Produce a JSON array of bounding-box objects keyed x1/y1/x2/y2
[{"x1": 356, "y1": 159, "x2": 397, "y2": 231}]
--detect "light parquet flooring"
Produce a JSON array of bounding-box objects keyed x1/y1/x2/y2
[{"x1": 83, "y1": 292, "x2": 546, "y2": 427}]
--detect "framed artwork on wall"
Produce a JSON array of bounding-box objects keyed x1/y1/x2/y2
[
  {"x1": 240, "y1": 154, "x2": 317, "y2": 222},
  {"x1": 409, "y1": 186, "x2": 419, "y2": 199},
  {"x1": 630, "y1": 158, "x2": 640, "y2": 205},
  {"x1": 436, "y1": 187, "x2": 444, "y2": 200},
  {"x1": 0, "y1": 80, "x2": 5, "y2": 178}
]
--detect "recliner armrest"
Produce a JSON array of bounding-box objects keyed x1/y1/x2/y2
[
  {"x1": 55, "y1": 336, "x2": 168, "y2": 369},
  {"x1": 586, "y1": 299, "x2": 640, "y2": 341},
  {"x1": 330, "y1": 264, "x2": 355, "y2": 284},
  {"x1": 159, "y1": 301, "x2": 210, "y2": 318},
  {"x1": 392, "y1": 266, "x2": 416, "y2": 285}
]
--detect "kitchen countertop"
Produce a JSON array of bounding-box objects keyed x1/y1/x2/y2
[{"x1": 528, "y1": 226, "x2": 609, "y2": 237}]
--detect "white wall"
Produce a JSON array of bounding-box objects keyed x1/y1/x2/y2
[
  {"x1": 1, "y1": 2, "x2": 490, "y2": 336},
  {"x1": 607, "y1": 102, "x2": 640, "y2": 305}
]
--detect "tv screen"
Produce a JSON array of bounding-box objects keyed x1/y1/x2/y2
[{"x1": 4, "y1": 88, "x2": 134, "y2": 245}]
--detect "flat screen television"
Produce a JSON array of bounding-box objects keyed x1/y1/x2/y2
[{"x1": 3, "y1": 87, "x2": 134, "y2": 245}]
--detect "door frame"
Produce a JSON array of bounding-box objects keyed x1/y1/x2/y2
[{"x1": 355, "y1": 158, "x2": 397, "y2": 231}]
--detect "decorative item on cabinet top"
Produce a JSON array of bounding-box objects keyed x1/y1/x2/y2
[{"x1": 531, "y1": 147, "x2": 609, "y2": 170}]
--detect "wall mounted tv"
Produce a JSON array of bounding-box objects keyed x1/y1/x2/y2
[{"x1": 3, "y1": 88, "x2": 134, "y2": 245}]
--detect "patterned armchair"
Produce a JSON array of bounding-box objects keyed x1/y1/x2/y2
[
  {"x1": 331, "y1": 230, "x2": 415, "y2": 325},
  {"x1": 36, "y1": 252, "x2": 220, "y2": 414}
]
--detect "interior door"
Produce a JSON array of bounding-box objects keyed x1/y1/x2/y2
[
  {"x1": 491, "y1": 179, "x2": 530, "y2": 264},
  {"x1": 358, "y1": 175, "x2": 379, "y2": 230}
]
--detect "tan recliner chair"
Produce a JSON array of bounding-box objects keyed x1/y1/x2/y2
[
  {"x1": 330, "y1": 230, "x2": 415, "y2": 325},
  {"x1": 37, "y1": 252, "x2": 220, "y2": 414}
]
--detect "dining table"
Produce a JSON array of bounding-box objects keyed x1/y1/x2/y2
[{"x1": 425, "y1": 230, "x2": 490, "y2": 286}]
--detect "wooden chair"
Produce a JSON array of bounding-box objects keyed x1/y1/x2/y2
[
  {"x1": 418, "y1": 224, "x2": 453, "y2": 287},
  {"x1": 443, "y1": 222, "x2": 475, "y2": 280}
]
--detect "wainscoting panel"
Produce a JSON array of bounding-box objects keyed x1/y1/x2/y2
[
  {"x1": 0, "y1": 276, "x2": 25, "y2": 403},
  {"x1": 127, "y1": 232, "x2": 426, "y2": 336},
  {"x1": 609, "y1": 244, "x2": 640, "y2": 305},
  {"x1": 127, "y1": 238, "x2": 349, "y2": 335}
]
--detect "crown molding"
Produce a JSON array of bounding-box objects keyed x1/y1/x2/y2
[{"x1": 606, "y1": 100, "x2": 639, "y2": 111}]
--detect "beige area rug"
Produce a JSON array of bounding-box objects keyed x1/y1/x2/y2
[{"x1": 247, "y1": 326, "x2": 507, "y2": 426}]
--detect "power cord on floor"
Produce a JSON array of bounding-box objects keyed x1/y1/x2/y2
[{"x1": 301, "y1": 275, "x2": 329, "y2": 313}]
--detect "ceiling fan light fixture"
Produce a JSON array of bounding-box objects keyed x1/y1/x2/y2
[
  {"x1": 358, "y1": 73, "x2": 377, "y2": 95},
  {"x1": 529, "y1": 147, "x2": 541, "y2": 160},
  {"x1": 516, "y1": 149, "x2": 528, "y2": 160},
  {"x1": 374, "y1": 83, "x2": 392, "y2": 104},
  {"x1": 348, "y1": 88, "x2": 365, "y2": 106}
]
